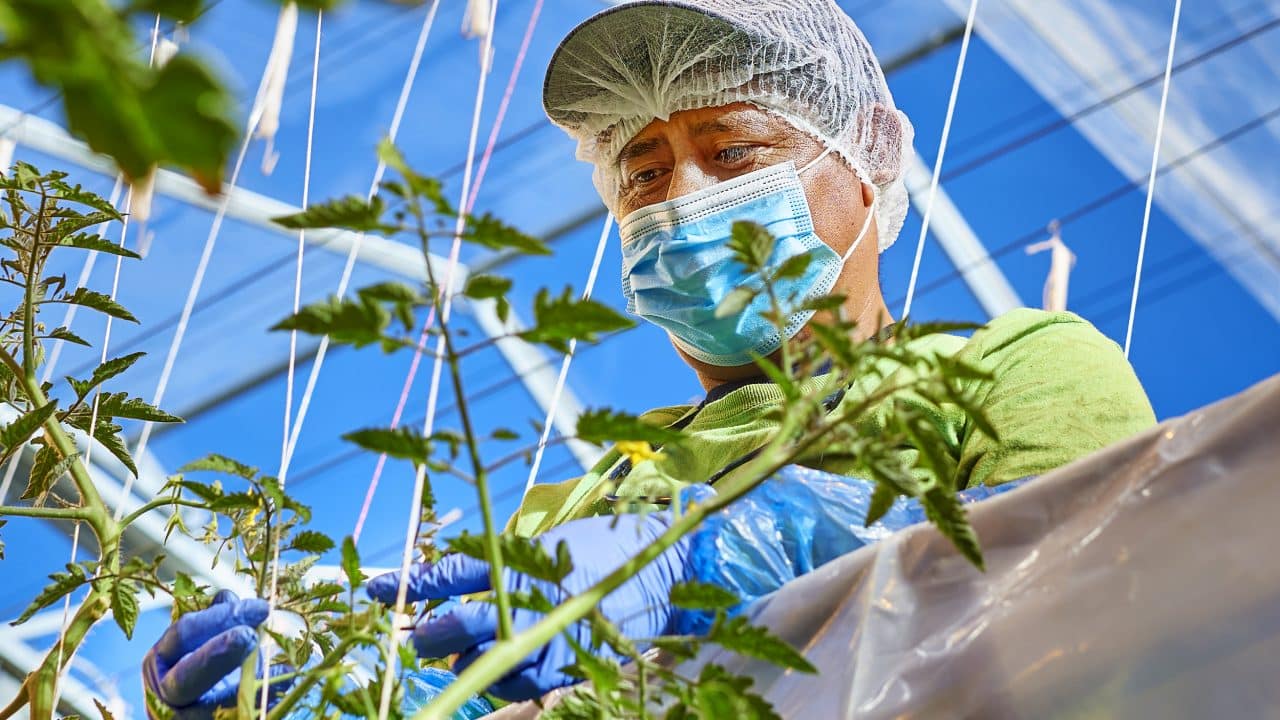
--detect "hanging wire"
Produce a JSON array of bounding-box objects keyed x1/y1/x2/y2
[
  {"x1": 377, "y1": 0, "x2": 501, "y2": 715},
  {"x1": 114, "y1": 2, "x2": 305, "y2": 520},
  {"x1": 277, "y1": 0, "x2": 442, "y2": 479},
  {"x1": 1124, "y1": 0, "x2": 1184, "y2": 358},
  {"x1": 901, "y1": 0, "x2": 980, "y2": 319},
  {"x1": 259, "y1": 6, "x2": 324, "y2": 717},
  {"x1": 892, "y1": 103, "x2": 1280, "y2": 312},
  {"x1": 352, "y1": 0, "x2": 547, "y2": 545},
  {"x1": 523, "y1": 213, "x2": 612, "y2": 494}
]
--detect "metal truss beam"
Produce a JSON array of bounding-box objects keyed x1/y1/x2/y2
[
  {"x1": 0, "y1": 104, "x2": 463, "y2": 288},
  {"x1": 903, "y1": 151, "x2": 1024, "y2": 317}
]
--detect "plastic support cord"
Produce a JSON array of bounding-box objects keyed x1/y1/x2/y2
[
  {"x1": 377, "y1": 2, "x2": 500, "y2": 718},
  {"x1": 259, "y1": 8, "x2": 323, "y2": 719},
  {"x1": 901, "y1": 0, "x2": 980, "y2": 320},
  {"x1": 351, "y1": 0, "x2": 546, "y2": 546},
  {"x1": 278, "y1": 0, "x2": 441, "y2": 479},
  {"x1": 1124, "y1": 0, "x2": 1183, "y2": 359},
  {"x1": 0, "y1": 178, "x2": 124, "y2": 503},
  {"x1": 116, "y1": 7, "x2": 297, "y2": 521},
  {"x1": 523, "y1": 213, "x2": 613, "y2": 495}
]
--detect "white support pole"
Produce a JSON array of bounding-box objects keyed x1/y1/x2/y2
[{"x1": 903, "y1": 150, "x2": 1025, "y2": 318}]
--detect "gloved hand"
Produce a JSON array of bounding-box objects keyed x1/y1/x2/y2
[
  {"x1": 366, "y1": 512, "x2": 689, "y2": 701},
  {"x1": 142, "y1": 589, "x2": 294, "y2": 720}
]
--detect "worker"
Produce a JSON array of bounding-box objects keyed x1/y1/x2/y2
[{"x1": 141, "y1": 0, "x2": 1156, "y2": 716}]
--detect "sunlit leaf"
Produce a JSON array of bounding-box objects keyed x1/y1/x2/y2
[
  {"x1": 0, "y1": 401, "x2": 57, "y2": 454},
  {"x1": 462, "y1": 274, "x2": 511, "y2": 300},
  {"x1": 179, "y1": 454, "x2": 258, "y2": 480},
  {"x1": 13, "y1": 562, "x2": 89, "y2": 625},
  {"x1": 22, "y1": 445, "x2": 76, "y2": 501},
  {"x1": 272, "y1": 196, "x2": 397, "y2": 235},
  {"x1": 707, "y1": 615, "x2": 816, "y2": 674},
  {"x1": 111, "y1": 577, "x2": 140, "y2": 639},
  {"x1": 288, "y1": 530, "x2": 336, "y2": 555},
  {"x1": 55, "y1": 232, "x2": 140, "y2": 258},
  {"x1": 42, "y1": 326, "x2": 90, "y2": 347},
  {"x1": 272, "y1": 296, "x2": 390, "y2": 348},
  {"x1": 463, "y1": 213, "x2": 550, "y2": 256},
  {"x1": 342, "y1": 427, "x2": 432, "y2": 466},
  {"x1": 575, "y1": 408, "x2": 683, "y2": 446},
  {"x1": 59, "y1": 288, "x2": 138, "y2": 323},
  {"x1": 341, "y1": 536, "x2": 362, "y2": 589},
  {"x1": 728, "y1": 221, "x2": 775, "y2": 272},
  {"x1": 669, "y1": 581, "x2": 739, "y2": 610},
  {"x1": 715, "y1": 286, "x2": 756, "y2": 319},
  {"x1": 520, "y1": 287, "x2": 635, "y2": 352}
]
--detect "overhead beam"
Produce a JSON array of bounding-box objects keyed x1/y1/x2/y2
[
  {"x1": 903, "y1": 151, "x2": 1024, "y2": 317},
  {"x1": 0, "y1": 104, "x2": 464, "y2": 288}
]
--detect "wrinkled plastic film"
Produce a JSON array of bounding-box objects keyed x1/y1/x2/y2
[{"x1": 491, "y1": 372, "x2": 1280, "y2": 718}]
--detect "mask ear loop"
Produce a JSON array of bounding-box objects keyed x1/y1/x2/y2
[
  {"x1": 799, "y1": 145, "x2": 835, "y2": 175},
  {"x1": 841, "y1": 190, "x2": 878, "y2": 264}
]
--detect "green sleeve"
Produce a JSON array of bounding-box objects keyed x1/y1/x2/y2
[{"x1": 957, "y1": 309, "x2": 1156, "y2": 488}]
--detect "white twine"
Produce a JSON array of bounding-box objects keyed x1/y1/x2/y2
[
  {"x1": 1124, "y1": 0, "x2": 1183, "y2": 359},
  {"x1": 377, "y1": 0, "x2": 499, "y2": 717},
  {"x1": 258, "y1": 8, "x2": 321, "y2": 717},
  {"x1": 901, "y1": 0, "x2": 980, "y2": 319},
  {"x1": 523, "y1": 213, "x2": 613, "y2": 495}
]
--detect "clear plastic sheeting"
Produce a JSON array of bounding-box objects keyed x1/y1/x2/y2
[{"x1": 492, "y1": 371, "x2": 1280, "y2": 719}]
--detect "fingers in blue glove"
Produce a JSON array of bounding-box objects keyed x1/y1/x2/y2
[
  {"x1": 159, "y1": 625, "x2": 259, "y2": 707},
  {"x1": 411, "y1": 600, "x2": 499, "y2": 659},
  {"x1": 366, "y1": 554, "x2": 493, "y2": 605},
  {"x1": 151, "y1": 594, "x2": 270, "y2": 669}
]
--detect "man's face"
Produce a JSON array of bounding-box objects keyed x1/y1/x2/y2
[{"x1": 611, "y1": 102, "x2": 886, "y2": 387}]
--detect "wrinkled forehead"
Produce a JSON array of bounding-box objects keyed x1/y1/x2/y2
[{"x1": 611, "y1": 103, "x2": 810, "y2": 167}]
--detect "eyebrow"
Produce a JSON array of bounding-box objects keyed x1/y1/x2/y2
[{"x1": 617, "y1": 137, "x2": 664, "y2": 165}]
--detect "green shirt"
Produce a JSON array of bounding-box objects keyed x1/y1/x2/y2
[{"x1": 507, "y1": 309, "x2": 1155, "y2": 538}]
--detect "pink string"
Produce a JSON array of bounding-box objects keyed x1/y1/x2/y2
[
  {"x1": 465, "y1": 0, "x2": 544, "y2": 214},
  {"x1": 351, "y1": 0, "x2": 545, "y2": 545}
]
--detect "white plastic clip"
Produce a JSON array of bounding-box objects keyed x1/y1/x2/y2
[
  {"x1": 1027, "y1": 220, "x2": 1077, "y2": 313},
  {"x1": 255, "y1": 2, "x2": 299, "y2": 175}
]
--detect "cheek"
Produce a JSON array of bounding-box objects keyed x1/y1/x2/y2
[{"x1": 806, "y1": 172, "x2": 868, "y2": 256}]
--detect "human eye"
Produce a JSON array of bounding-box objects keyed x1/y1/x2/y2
[
  {"x1": 715, "y1": 145, "x2": 757, "y2": 166},
  {"x1": 625, "y1": 165, "x2": 669, "y2": 189}
]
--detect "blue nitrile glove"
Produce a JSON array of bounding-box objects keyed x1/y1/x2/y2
[
  {"x1": 676, "y1": 466, "x2": 1031, "y2": 634},
  {"x1": 366, "y1": 512, "x2": 689, "y2": 701},
  {"x1": 142, "y1": 589, "x2": 294, "y2": 720}
]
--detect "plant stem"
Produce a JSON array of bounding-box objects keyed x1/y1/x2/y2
[
  {"x1": 411, "y1": 195, "x2": 513, "y2": 640},
  {"x1": 413, "y1": 400, "x2": 812, "y2": 720},
  {"x1": 0, "y1": 503, "x2": 90, "y2": 521},
  {"x1": 22, "y1": 189, "x2": 45, "y2": 381},
  {"x1": 26, "y1": 585, "x2": 110, "y2": 718},
  {"x1": 265, "y1": 634, "x2": 370, "y2": 720},
  {"x1": 118, "y1": 497, "x2": 207, "y2": 528}
]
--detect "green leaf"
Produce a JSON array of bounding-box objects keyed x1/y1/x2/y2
[
  {"x1": 12, "y1": 563, "x2": 89, "y2": 626},
  {"x1": 376, "y1": 139, "x2": 452, "y2": 214},
  {"x1": 272, "y1": 295, "x2": 390, "y2": 348},
  {"x1": 669, "y1": 581, "x2": 740, "y2": 610},
  {"x1": 747, "y1": 351, "x2": 797, "y2": 401},
  {"x1": 341, "y1": 536, "x2": 362, "y2": 589},
  {"x1": 446, "y1": 534, "x2": 574, "y2": 585},
  {"x1": 178, "y1": 454, "x2": 258, "y2": 480},
  {"x1": 43, "y1": 326, "x2": 90, "y2": 347},
  {"x1": 288, "y1": 530, "x2": 335, "y2": 555},
  {"x1": 575, "y1": 408, "x2": 683, "y2": 446},
  {"x1": 808, "y1": 322, "x2": 856, "y2": 366},
  {"x1": 463, "y1": 213, "x2": 550, "y2": 256},
  {"x1": 707, "y1": 615, "x2": 817, "y2": 674},
  {"x1": 0, "y1": 401, "x2": 57, "y2": 453},
  {"x1": 462, "y1": 274, "x2": 512, "y2": 301},
  {"x1": 66, "y1": 351, "x2": 146, "y2": 399},
  {"x1": 271, "y1": 195, "x2": 396, "y2": 234},
  {"x1": 728, "y1": 221, "x2": 775, "y2": 272},
  {"x1": 520, "y1": 287, "x2": 635, "y2": 351},
  {"x1": 688, "y1": 664, "x2": 782, "y2": 720},
  {"x1": 111, "y1": 578, "x2": 140, "y2": 639},
  {"x1": 93, "y1": 697, "x2": 116, "y2": 720},
  {"x1": 801, "y1": 293, "x2": 848, "y2": 313},
  {"x1": 490, "y1": 427, "x2": 518, "y2": 441},
  {"x1": 92, "y1": 420, "x2": 137, "y2": 476},
  {"x1": 714, "y1": 286, "x2": 757, "y2": 319},
  {"x1": 140, "y1": 55, "x2": 238, "y2": 193},
  {"x1": 342, "y1": 427, "x2": 432, "y2": 465},
  {"x1": 92, "y1": 392, "x2": 182, "y2": 423},
  {"x1": 22, "y1": 445, "x2": 76, "y2": 501},
  {"x1": 865, "y1": 481, "x2": 897, "y2": 526},
  {"x1": 59, "y1": 288, "x2": 138, "y2": 323},
  {"x1": 921, "y1": 487, "x2": 984, "y2": 570},
  {"x1": 771, "y1": 252, "x2": 811, "y2": 281},
  {"x1": 56, "y1": 231, "x2": 140, "y2": 258}
]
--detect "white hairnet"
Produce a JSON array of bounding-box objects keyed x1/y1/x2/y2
[{"x1": 542, "y1": 0, "x2": 914, "y2": 251}]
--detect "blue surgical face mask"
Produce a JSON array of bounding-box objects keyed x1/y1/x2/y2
[{"x1": 619, "y1": 151, "x2": 876, "y2": 367}]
